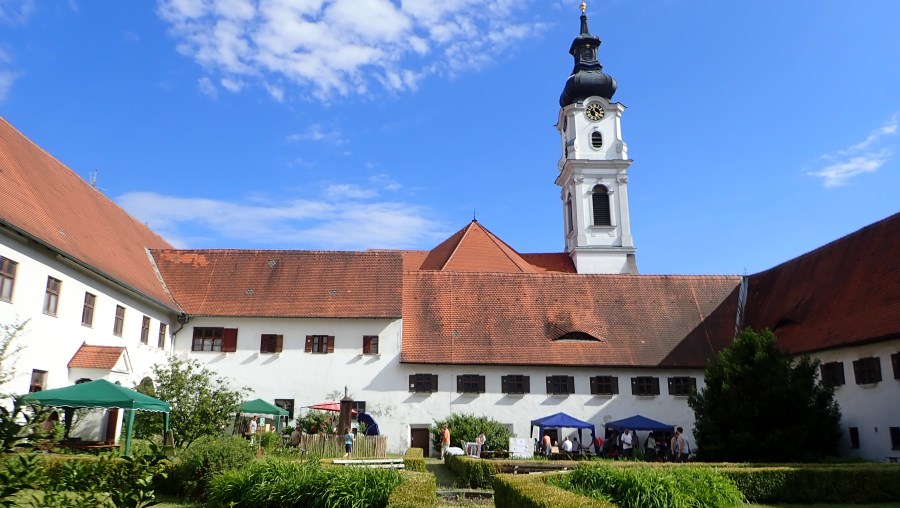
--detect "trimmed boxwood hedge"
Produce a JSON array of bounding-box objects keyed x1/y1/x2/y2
[
  {"x1": 719, "y1": 464, "x2": 900, "y2": 504},
  {"x1": 446, "y1": 454, "x2": 500, "y2": 488},
  {"x1": 403, "y1": 447, "x2": 427, "y2": 472},
  {"x1": 387, "y1": 471, "x2": 437, "y2": 508},
  {"x1": 494, "y1": 473, "x2": 614, "y2": 508}
]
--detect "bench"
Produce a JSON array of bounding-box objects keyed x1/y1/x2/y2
[{"x1": 333, "y1": 458, "x2": 405, "y2": 469}]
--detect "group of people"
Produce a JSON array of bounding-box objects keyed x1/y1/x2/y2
[
  {"x1": 539, "y1": 426, "x2": 691, "y2": 462},
  {"x1": 438, "y1": 425, "x2": 488, "y2": 460}
]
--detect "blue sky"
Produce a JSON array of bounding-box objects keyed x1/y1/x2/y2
[{"x1": 1, "y1": 0, "x2": 898, "y2": 275}]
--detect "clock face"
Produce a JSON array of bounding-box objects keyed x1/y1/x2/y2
[{"x1": 585, "y1": 103, "x2": 605, "y2": 122}]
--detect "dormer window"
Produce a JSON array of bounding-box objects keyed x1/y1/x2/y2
[
  {"x1": 592, "y1": 185, "x2": 611, "y2": 226},
  {"x1": 591, "y1": 131, "x2": 603, "y2": 149}
]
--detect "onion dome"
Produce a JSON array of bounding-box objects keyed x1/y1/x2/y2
[{"x1": 559, "y1": 7, "x2": 617, "y2": 107}]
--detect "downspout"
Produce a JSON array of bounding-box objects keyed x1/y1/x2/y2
[{"x1": 171, "y1": 313, "x2": 190, "y2": 349}]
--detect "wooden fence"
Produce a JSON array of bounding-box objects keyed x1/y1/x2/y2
[{"x1": 298, "y1": 434, "x2": 387, "y2": 458}]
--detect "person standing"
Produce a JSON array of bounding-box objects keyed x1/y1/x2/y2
[
  {"x1": 475, "y1": 431, "x2": 486, "y2": 457},
  {"x1": 440, "y1": 424, "x2": 451, "y2": 460},
  {"x1": 542, "y1": 432, "x2": 552, "y2": 458},
  {"x1": 343, "y1": 428, "x2": 354, "y2": 458},
  {"x1": 593, "y1": 432, "x2": 605, "y2": 457},
  {"x1": 562, "y1": 436, "x2": 573, "y2": 452},
  {"x1": 290, "y1": 427, "x2": 301, "y2": 448},
  {"x1": 671, "y1": 427, "x2": 686, "y2": 462},
  {"x1": 621, "y1": 429, "x2": 633, "y2": 459}
]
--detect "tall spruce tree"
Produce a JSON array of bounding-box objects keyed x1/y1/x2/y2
[{"x1": 688, "y1": 327, "x2": 841, "y2": 462}]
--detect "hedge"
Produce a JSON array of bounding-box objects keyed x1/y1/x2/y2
[
  {"x1": 387, "y1": 470, "x2": 437, "y2": 508},
  {"x1": 445, "y1": 454, "x2": 500, "y2": 488},
  {"x1": 719, "y1": 464, "x2": 900, "y2": 504},
  {"x1": 403, "y1": 447, "x2": 427, "y2": 472},
  {"x1": 493, "y1": 473, "x2": 614, "y2": 508}
]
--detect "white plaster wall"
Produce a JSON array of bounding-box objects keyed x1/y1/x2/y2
[
  {"x1": 813, "y1": 339, "x2": 900, "y2": 462},
  {"x1": 0, "y1": 232, "x2": 176, "y2": 400}
]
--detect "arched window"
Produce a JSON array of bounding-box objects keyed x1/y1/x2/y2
[
  {"x1": 565, "y1": 196, "x2": 574, "y2": 233},
  {"x1": 591, "y1": 131, "x2": 603, "y2": 149},
  {"x1": 592, "y1": 185, "x2": 611, "y2": 226}
]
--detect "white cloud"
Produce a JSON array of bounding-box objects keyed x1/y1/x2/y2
[
  {"x1": 808, "y1": 115, "x2": 899, "y2": 187},
  {"x1": 325, "y1": 183, "x2": 377, "y2": 199},
  {"x1": 0, "y1": 0, "x2": 34, "y2": 24},
  {"x1": 220, "y1": 76, "x2": 244, "y2": 91},
  {"x1": 0, "y1": 47, "x2": 20, "y2": 102},
  {"x1": 287, "y1": 123, "x2": 344, "y2": 144},
  {"x1": 116, "y1": 189, "x2": 445, "y2": 249},
  {"x1": 155, "y1": 0, "x2": 544, "y2": 100},
  {"x1": 197, "y1": 76, "x2": 217, "y2": 97}
]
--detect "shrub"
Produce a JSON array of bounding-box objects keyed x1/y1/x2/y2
[
  {"x1": 173, "y1": 434, "x2": 255, "y2": 499},
  {"x1": 446, "y1": 455, "x2": 499, "y2": 489},
  {"x1": 494, "y1": 473, "x2": 613, "y2": 508},
  {"x1": 207, "y1": 458, "x2": 404, "y2": 507},
  {"x1": 260, "y1": 431, "x2": 282, "y2": 453},
  {"x1": 387, "y1": 471, "x2": 436, "y2": 508},
  {"x1": 431, "y1": 413, "x2": 511, "y2": 453},
  {"x1": 403, "y1": 448, "x2": 426, "y2": 473},
  {"x1": 719, "y1": 464, "x2": 900, "y2": 504},
  {"x1": 296, "y1": 410, "x2": 332, "y2": 434}
]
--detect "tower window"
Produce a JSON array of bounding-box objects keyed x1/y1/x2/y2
[
  {"x1": 592, "y1": 185, "x2": 611, "y2": 226},
  {"x1": 591, "y1": 131, "x2": 603, "y2": 149},
  {"x1": 565, "y1": 196, "x2": 574, "y2": 234}
]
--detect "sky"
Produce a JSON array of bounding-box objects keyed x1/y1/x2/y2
[{"x1": 1, "y1": 0, "x2": 898, "y2": 275}]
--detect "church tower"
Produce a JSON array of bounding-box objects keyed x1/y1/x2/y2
[{"x1": 556, "y1": 5, "x2": 637, "y2": 274}]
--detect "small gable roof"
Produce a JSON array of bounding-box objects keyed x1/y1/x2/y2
[
  {"x1": 67, "y1": 344, "x2": 128, "y2": 370},
  {"x1": 0, "y1": 117, "x2": 177, "y2": 308},
  {"x1": 744, "y1": 212, "x2": 900, "y2": 354},
  {"x1": 419, "y1": 221, "x2": 539, "y2": 273},
  {"x1": 151, "y1": 249, "x2": 403, "y2": 318}
]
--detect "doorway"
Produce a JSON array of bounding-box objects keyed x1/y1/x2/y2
[{"x1": 410, "y1": 427, "x2": 431, "y2": 456}]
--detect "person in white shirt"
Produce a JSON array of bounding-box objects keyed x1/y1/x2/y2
[
  {"x1": 621, "y1": 429, "x2": 633, "y2": 458},
  {"x1": 562, "y1": 436, "x2": 573, "y2": 452}
]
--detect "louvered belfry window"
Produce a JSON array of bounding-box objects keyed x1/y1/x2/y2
[
  {"x1": 592, "y1": 185, "x2": 611, "y2": 226},
  {"x1": 591, "y1": 131, "x2": 603, "y2": 149}
]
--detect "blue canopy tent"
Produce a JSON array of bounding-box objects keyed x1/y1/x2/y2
[
  {"x1": 530, "y1": 412, "x2": 597, "y2": 444},
  {"x1": 357, "y1": 412, "x2": 380, "y2": 436},
  {"x1": 604, "y1": 414, "x2": 674, "y2": 432}
]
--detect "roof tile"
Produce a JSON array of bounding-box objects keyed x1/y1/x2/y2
[{"x1": 68, "y1": 344, "x2": 126, "y2": 369}]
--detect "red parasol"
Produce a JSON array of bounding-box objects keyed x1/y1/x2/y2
[{"x1": 305, "y1": 402, "x2": 357, "y2": 414}]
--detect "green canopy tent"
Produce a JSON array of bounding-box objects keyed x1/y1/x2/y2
[
  {"x1": 23, "y1": 378, "x2": 170, "y2": 456},
  {"x1": 239, "y1": 398, "x2": 289, "y2": 432}
]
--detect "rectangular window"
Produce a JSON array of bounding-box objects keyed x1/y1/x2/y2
[
  {"x1": 820, "y1": 361, "x2": 846, "y2": 387},
  {"x1": 81, "y1": 293, "x2": 96, "y2": 327},
  {"x1": 43, "y1": 277, "x2": 61, "y2": 316},
  {"x1": 409, "y1": 373, "x2": 438, "y2": 393},
  {"x1": 305, "y1": 335, "x2": 334, "y2": 354},
  {"x1": 260, "y1": 334, "x2": 284, "y2": 353},
  {"x1": 891, "y1": 353, "x2": 900, "y2": 380},
  {"x1": 29, "y1": 369, "x2": 47, "y2": 393},
  {"x1": 668, "y1": 376, "x2": 697, "y2": 396},
  {"x1": 157, "y1": 323, "x2": 167, "y2": 349},
  {"x1": 192, "y1": 327, "x2": 238, "y2": 352},
  {"x1": 852, "y1": 357, "x2": 882, "y2": 385},
  {"x1": 274, "y1": 399, "x2": 295, "y2": 420},
  {"x1": 352, "y1": 401, "x2": 367, "y2": 414},
  {"x1": 113, "y1": 305, "x2": 125, "y2": 336},
  {"x1": 457, "y1": 374, "x2": 486, "y2": 394},
  {"x1": 848, "y1": 427, "x2": 860, "y2": 449},
  {"x1": 140, "y1": 316, "x2": 151, "y2": 344},
  {"x1": 1, "y1": 256, "x2": 18, "y2": 303},
  {"x1": 631, "y1": 376, "x2": 661, "y2": 396},
  {"x1": 890, "y1": 427, "x2": 900, "y2": 451},
  {"x1": 363, "y1": 335, "x2": 379, "y2": 355},
  {"x1": 590, "y1": 375, "x2": 619, "y2": 395},
  {"x1": 501, "y1": 375, "x2": 530, "y2": 394},
  {"x1": 546, "y1": 375, "x2": 575, "y2": 395}
]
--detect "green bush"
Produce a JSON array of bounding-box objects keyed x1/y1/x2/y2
[
  {"x1": 296, "y1": 410, "x2": 332, "y2": 434},
  {"x1": 207, "y1": 458, "x2": 404, "y2": 507},
  {"x1": 387, "y1": 471, "x2": 436, "y2": 508},
  {"x1": 494, "y1": 473, "x2": 613, "y2": 508},
  {"x1": 431, "y1": 413, "x2": 512, "y2": 453},
  {"x1": 446, "y1": 455, "x2": 499, "y2": 489},
  {"x1": 551, "y1": 463, "x2": 744, "y2": 508},
  {"x1": 260, "y1": 431, "x2": 282, "y2": 452},
  {"x1": 719, "y1": 464, "x2": 900, "y2": 504},
  {"x1": 173, "y1": 434, "x2": 255, "y2": 499},
  {"x1": 403, "y1": 448, "x2": 426, "y2": 472}
]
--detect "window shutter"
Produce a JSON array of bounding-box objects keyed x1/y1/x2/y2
[
  {"x1": 523, "y1": 376, "x2": 530, "y2": 394},
  {"x1": 327, "y1": 336, "x2": 335, "y2": 353},
  {"x1": 892, "y1": 353, "x2": 900, "y2": 380},
  {"x1": 222, "y1": 328, "x2": 238, "y2": 353},
  {"x1": 590, "y1": 377, "x2": 598, "y2": 395},
  {"x1": 611, "y1": 376, "x2": 619, "y2": 394},
  {"x1": 429, "y1": 374, "x2": 438, "y2": 392},
  {"x1": 652, "y1": 377, "x2": 660, "y2": 395},
  {"x1": 630, "y1": 377, "x2": 637, "y2": 394},
  {"x1": 478, "y1": 376, "x2": 485, "y2": 393},
  {"x1": 567, "y1": 376, "x2": 575, "y2": 394},
  {"x1": 546, "y1": 376, "x2": 551, "y2": 393},
  {"x1": 305, "y1": 336, "x2": 313, "y2": 353},
  {"x1": 363, "y1": 336, "x2": 372, "y2": 354},
  {"x1": 501, "y1": 375, "x2": 508, "y2": 392},
  {"x1": 456, "y1": 375, "x2": 463, "y2": 393},
  {"x1": 409, "y1": 374, "x2": 415, "y2": 392},
  {"x1": 275, "y1": 335, "x2": 283, "y2": 353},
  {"x1": 690, "y1": 377, "x2": 697, "y2": 392}
]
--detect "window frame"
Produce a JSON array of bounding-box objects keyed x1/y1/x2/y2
[
  {"x1": 501, "y1": 375, "x2": 530, "y2": 394},
  {"x1": 362, "y1": 335, "x2": 379, "y2": 355},
  {"x1": 591, "y1": 185, "x2": 611, "y2": 226},
  {"x1": 546, "y1": 375, "x2": 575, "y2": 395},
  {"x1": 29, "y1": 369, "x2": 48, "y2": 393},
  {"x1": 456, "y1": 374, "x2": 486, "y2": 394},
  {"x1": 890, "y1": 427, "x2": 900, "y2": 451},
  {"x1": 81, "y1": 292, "x2": 96, "y2": 327},
  {"x1": 140, "y1": 316, "x2": 151, "y2": 344},
  {"x1": 113, "y1": 305, "x2": 125, "y2": 337},
  {"x1": 590, "y1": 375, "x2": 619, "y2": 395},
  {"x1": 409, "y1": 373, "x2": 438, "y2": 393},
  {"x1": 852, "y1": 357, "x2": 882, "y2": 385},
  {"x1": 820, "y1": 361, "x2": 846, "y2": 387},
  {"x1": 891, "y1": 352, "x2": 900, "y2": 380},
  {"x1": 191, "y1": 327, "x2": 238, "y2": 352},
  {"x1": 43, "y1": 276, "x2": 61, "y2": 316},
  {"x1": 631, "y1": 376, "x2": 661, "y2": 396},
  {"x1": 274, "y1": 399, "x2": 295, "y2": 420},
  {"x1": 157, "y1": 323, "x2": 167, "y2": 349},
  {"x1": 305, "y1": 335, "x2": 334, "y2": 354},
  {"x1": 260, "y1": 334, "x2": 284, "y2": 354},
  {"x1": 1, "y1": 256, "x2": 18, "y2": 303},
  {"x1": 667, "y1": 376, "x2": 697, "y2": 396}
]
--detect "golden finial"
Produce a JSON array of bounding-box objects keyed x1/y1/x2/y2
[{"x1": 580, "y1": 2, "x2": 587, "y2": 13}]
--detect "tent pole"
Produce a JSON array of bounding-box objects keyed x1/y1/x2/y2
[
  {"x1": 164, "y1": 412, "x2": 169, "y2": 433},
  {"x1": 124, "y1": 409, "x2": 136, "y2": 456}
]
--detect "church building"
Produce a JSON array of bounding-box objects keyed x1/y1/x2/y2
[{"x1": 1, "y1": 8, "x2": 897, "y2": 461}]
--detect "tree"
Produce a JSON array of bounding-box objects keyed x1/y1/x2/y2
[
  {"x1": 295, "y1": 410, "x2": 332, "y2": 434},
  {"x1": 431, "y1": 413, "x2": 512, "y2": 453},
  {"x1": 133, "y1": 356, "x2": 249, "y2": 448},
  {"x1": 0, "y1": 319, "x2": 27, "y2": 395},
  {"x1": 688, "y1": 327, "x2": 842, "y2": 462}
]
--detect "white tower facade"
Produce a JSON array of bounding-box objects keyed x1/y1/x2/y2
[{"x1": 555, "y1": 8, "x2": 637, "y2": 274}]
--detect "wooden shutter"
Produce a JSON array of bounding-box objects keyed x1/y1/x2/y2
[
  {"x1": 892, "y1": 353, "x2": 900, "y2": 379},
  {"x1": 305, "y1": 336, "x2": 313, "y2": 353},
  {"x1": 363, "y1": 336, "x2": 372, "y2": 354},
  {"x1": 221, "y1": 328, "x2": 238, "y2": 352},
  {"x1": 523, "y1": 376, "x2": 530, "y2": 394},
  {"x1": 611, "y1": 376, "x2": 619, "y2": 394},
  {"x1": 327, "y1": 336, "x2": 335, "y2": 353},
  {"x1": 652, "y1": 377, "x2": 660, "y2": 395},
  {"x1": 275, "y1": 335, "x2": 283, "y2": 353},
  {"x1": 408, "y1": 374, "x2": 416, "y2": 392},
  {"x1": 566, "y1": 376, "x2": 575, "y2": 394},
  {"x1": 478, "y1": 375, "x2": 485, "y2": 393},
  {"x1": 456, "y1": 375, "x2": 463, "y2": 393},
  {"x1": 429, "y1": 374, "x2": 438, "y2": 392},
  {"x1": 501, "y1": 375, "x2": 509, "y2": 393},
  {"x1": 590, "y1": 377, "x2": 599, "y2": 395},
  {"x1": 667, "y1": 377, "x2": 675, "y2": 394}
]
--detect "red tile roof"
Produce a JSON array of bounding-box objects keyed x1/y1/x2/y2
[
  {"x1": 401, "y1": 271, "x2": 741, "y2": 367},
  {"x1": 151, "y1": 249, "x2": 403, "y2": 318},
  {"x1": 68, "y1": 344, "x2": 126, "y2": 369},
  {"x1": 419, "y1": 221, "x2": 540, "y2": 273},
  {"x1": 744, "y1": 212, "x2": 900, "y2": 354},
  {"x1": 0, "y1": 117, "x2": 177, "y2": 308}
]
